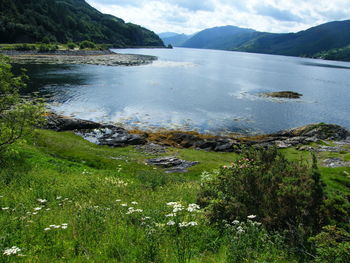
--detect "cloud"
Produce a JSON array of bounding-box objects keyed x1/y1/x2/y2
[
  {"x1": 86, "y1": 0, "x2": 350, "y2": 34},
  {"x1": 255, "y1": 3, "x2": 302, "y2": 22}
]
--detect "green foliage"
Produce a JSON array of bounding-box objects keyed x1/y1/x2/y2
[
  {"x1": 79, "y1": 40, "x2": 96, "y2": 50},
  {"x1": 66, "y1": 42, "x2": 77, "y2": 50},
  {"x1": 0, "y1": 0, "x2": 164, "y2": 47},
  {"x1": 316, "y1": 45, "x2": 350, "y2": 62},
  {"x1": 198, "y1": 147, "x2": 325, "y2": 243},
  {"x1": 225, "y1": 217, "x2": 295, "y2": 263},
  {"x1": 310, "y1": 225, "x2": 350, "y2": 263},
  {"x1": 0, "y1": 55, "x2": 44, "y2": 155},
  {"x1": 38, "y1": 44, "x2": 58, "y2": 52}
]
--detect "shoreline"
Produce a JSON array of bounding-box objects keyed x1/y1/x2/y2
[
  {"x1": 1, "y1": 49, "x2": 157, "y2": 66},
  {"x1": 45, "y1": 113, "x2": 350, "y2": 152}
]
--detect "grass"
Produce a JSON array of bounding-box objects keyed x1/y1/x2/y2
[{"x1": 0, "y1": 129, "x2": 349, "y2": 262}]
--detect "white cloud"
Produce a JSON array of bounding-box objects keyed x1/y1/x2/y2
[{"x1": 86, "y1": 0, "x2": 350, "y2": 34}]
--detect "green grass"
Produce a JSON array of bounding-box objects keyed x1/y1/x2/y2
[{"x1": 0, "y1": 130, "x2": 348, "y2": 262}]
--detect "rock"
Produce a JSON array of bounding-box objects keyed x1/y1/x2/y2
[
  {"x1": 135, "y1": 143, "x2": 168, "y2": 155},
  {"x1": 44, "y1": 113, "x2": 102, "y2": 131},
  {"x1": 78, "y1": 127, "x2": 146, "y2": 147},
  {"x1": 146, "y1": 156, "x2": 199, "y2": 173},
  {"x1": 322, "y1": 158, "x2": 350, "y2": 168},
  {"x1": 287, "y1": 123, "x2": 350, "y2": 141}
]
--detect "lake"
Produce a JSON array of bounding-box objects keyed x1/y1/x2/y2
[{"x1": 22, "y1": 47, "x2": 350, "y2": 135}]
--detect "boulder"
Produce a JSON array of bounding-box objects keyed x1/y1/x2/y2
[
  {"x1": 44, "y1": 113, "x2": 102, "y2": 131},
  {"x1": 146, "y1": 156, "x2": 199, "y2": 173}
]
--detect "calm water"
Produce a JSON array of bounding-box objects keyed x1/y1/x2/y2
[{"x1": 22, "y1": 48, "x2": 350, "y2": 134}]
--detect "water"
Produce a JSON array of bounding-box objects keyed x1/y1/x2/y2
[{"x1": 22, "y1": 48, "x2": 350, "y2": 134}]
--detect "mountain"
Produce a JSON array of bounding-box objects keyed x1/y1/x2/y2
[
  {"x1": 181, "y1": 26, "x2": 260, "y2": 50},
  {"x1": 0, "y1": 0, "x2": 164, "y2": 47},
  {"x1": 160, "y1": 33, "x2": 191, "y2": 47},
  {"x1": 236, "y1": 20, "x2": 350, "y2": 57},
  {"x1": 158, "y1": 32, "x2": 179, "y2": 38}
]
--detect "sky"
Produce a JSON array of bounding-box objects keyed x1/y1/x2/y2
[{"x1": 86, "y1": 0, "x2": 350, "y2": 34}]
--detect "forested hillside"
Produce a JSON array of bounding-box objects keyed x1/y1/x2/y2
[{"x1": 0, "y1": 0, "x2": 164, "y2": 47}]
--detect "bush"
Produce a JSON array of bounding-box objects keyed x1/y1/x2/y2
[
  {"x1": 310, "y1": 225, "x2": 350, "y2": 263},
  {"x1": 13, "y1": 44, "x2": 36, "y2": 51},
  {"x1": 38, "y1": 44, "x2": 58, "y2": 52},
  {"x1": 79, "y1": 40, "x2": 96, "y2": 49},
  {"x1": 66, "y1": 42, "x2": 77, "y2": 50},
  {"x1": 0, "y1": 55, "x2": 45, "y2": 155},
  {"x1": 198, "y1": 147, "x2": 325, "y2": 244}
]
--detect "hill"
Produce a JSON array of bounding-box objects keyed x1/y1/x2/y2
[
  {"x1": 0, "y1": 0, "x2": 164, "y2": 47},
  {"x1": 160, "y1": 33, "x2": 191, "y2": 47},
  {"x1": 236, "y1": 20, "x2": 350, "y2": 56},
  {"x1": 181, "y1": 25, "x2": 259, "y2": 50}
]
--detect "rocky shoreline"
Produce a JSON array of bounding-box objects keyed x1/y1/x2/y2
[
  {"x1": 2, "y1": 50, "x2": 157, "y2": 66},
  {"x1": 44, "y1": 113, "x2": 350, "y2": 152}
]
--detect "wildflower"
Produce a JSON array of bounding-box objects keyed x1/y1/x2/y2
[
  {"x1": 2, "y1": 207, "x2": 9, "y2": 210},
  {"x1": 142, "y1": 216, "x2": 151, "y2": 220},
  {"x1": 247, "y1": 215, "x2": 256, "y2": 219},
  {"x1": 32, "y1": 212, "x2": 38, "y2": 215},
  {"x1": 131, "y1": 201, "x2": 138, "y2": 205},
  {"x1": 223, "y1": 165, "x2": 228, "y2": 169},
  {"x1": 167, "y1": 220, "x2": 175, "y2": 226},
  {"x1": 166, "y1": 202, "x2": 178, "y2": 206},
  {"x1": 165, "y1": 213, "x2": 176, "y2": 217},
  {"x1": 3, "y1": 246, "x2": 21, "y2": 256},
  {"x1": 61, "y1": 225, "x2": 68, "y2": 229},
  {"x1": 46, "y1": 208, "x2": 51, "y2": 211},
  {"x1": 56, "y1": 196, "x2": 62, "y2": 200},
  {"x1": 115, "y1": 199, "x2": 122, "y2": 202},
  {"x1": 179, "y1": 222, "x2": 187, "y2": 228},
  {"x1": 37, "y1": 199, "x2": 47, "y2": 204},
  {"x1": 187, "y1": 203, "x2": 200, "y2": 212},
  {"x1": 187, "y1": 221, "x2": 198, "y2": 226},
  {"x1": 33, "y1": 207, "x2": 42, "y2": 211},
  {"x1": 237, "y1": 226, "x2": 245, "y2": 234},
  {"x1": 44, "y1": 228, "x2": 51, "y2": 231},
  {"x1": 121, "y1": 203, "x2": 128, "y2": 207},
  {"x1": 232, "y1": 220, "x2": 240, "y2": 225}
]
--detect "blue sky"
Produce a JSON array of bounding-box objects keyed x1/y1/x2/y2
[{"x1": 86, "y1": 0, "x2": 350, "y2": 34}]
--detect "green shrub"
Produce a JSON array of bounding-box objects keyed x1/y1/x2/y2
[
  {"x1": 225, "y1": 217, "x2": 295, "y2": 263},
  {"x1": 66, "y1": 42, "x2": 77, "y2": 50},
  {"x1": 38, "y1": 44, "x2": 58, "y2": 52},
  {"x1": 79, "y1": 40, "x2": 97, "y2": 49},
  {"x1": 14, "y1": 44, "x2": 36, "y2": 51},
  {"x1": 310, "y1": 225, "x2": 350, "y2": 263},
  {"x1": 0, "y1": 55, "x2": 45, "y2": 155},
  {"x1": 198, "y1": 147, "x2": 325, "y2": 243}
]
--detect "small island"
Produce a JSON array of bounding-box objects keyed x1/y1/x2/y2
[{"x1": 260, "y1": 91, "x2": 303, "y2": 99}]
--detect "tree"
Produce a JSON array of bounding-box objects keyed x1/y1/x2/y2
[{"x1": 0, "y1": 55, "x2": 44, "y2": 153}]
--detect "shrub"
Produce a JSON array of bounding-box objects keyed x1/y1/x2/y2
[
  {"x1": 0, "y1": 55, "x2": 45, "y2": 155},
  {"x1": 198, "y1": 147, "x2": 325, "y2": 244},
  {"x1": 66, "y1": 42, "x2": 77, "y2": 50},
  {"x1": 13, "y1": 44, "x2": 36, "y2": 51},
  {"x1": 38, "y1": 44, "x2": 58, "y2": 52},
  {"x1": 310, "y1": 225, "x2": 350, "y2": 263},
  {"x1": 79, "y1": 40, "x2": 96, "y2": 49}
]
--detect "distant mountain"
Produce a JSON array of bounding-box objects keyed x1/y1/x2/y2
[
  {"x1": 160, "y1": 33, "x2": 191, "y2": 47},
  {"x1": 235, "y1": 20, "x2": 350, "y2": 57},
  {"x1": 181, "y1": 26, "x2": 259, "y2": 50},
  {"x1": 0, "y1": 0, "x2": 164, "y2": 47},
  {"x1": 158, "y1": 32, "x2": 179, "y2": 38}
]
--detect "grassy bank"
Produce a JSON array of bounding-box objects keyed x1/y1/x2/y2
[{"x1": 0, "y1": 129, "x2": 349, "y2": 262}]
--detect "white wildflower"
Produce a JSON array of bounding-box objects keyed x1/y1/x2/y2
[
  {"x1": 3, "y1": 246, "x2": 21, "y2": 256},
  {"x1": 167, "y1": 220, "x2": 175, "y2": 226},
  {"x1": 2, "y1": 207, "x2": 9, "y2": 210},
  {"x1": 115, "y1": 199, "x2": 122, "y2": 202},
  {"x1": 56, "y1": 196, "x2": 62, "y2": 200},
  {"x1": 46, "y1": 208, "x2": 51, "y2": 211},
  {"x1": 237, "y1": 226, "x2": 245, "y2": 234},
  {"x1": 247, "y1": 215, "x2": 256, "y2": 219},
  {"x1": 44, "y1": 228, "x2": 51, "y2": 231},
  {"x1": 33, "y1": 207, "x2": 42, "y2": 211},
  {"x1": 166, "y1": 202, "x2": 179, "y2": 206},
  {"x1": 187, "y1": 203, "x2": 200, "y2": 212},
  {"x1": 165, "y1": 213, "x2": 176, "y2": 217},
  {"x1": 37, "y1": 199, "x2": 47, "y2": 204},
  {"x1": 187, "y1": 221, "x2": 198, "y2": 226},
  {"x1": 232, "y1": 220, "x2": 240, "y2": 225},
  {"x1": 131, "y1": 201, "x2": 138, "y2": 205},
  {"x1": 121, "y1": 203, "x2": 128, "y2": 207},
  {"x1": 179, "y1": 222, "x2": 187, "y2": 228},
  {"x1": 32, "y1": 212, "x2": 38, "y2": 215}
]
